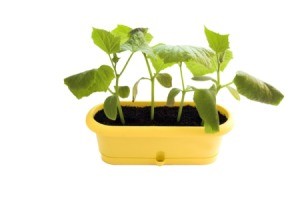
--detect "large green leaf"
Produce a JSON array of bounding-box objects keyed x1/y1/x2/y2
[
  {"x1": 121, "y1": 28, "x2": 153, "y2": 55},
  {"x1": 104, "y1": 95, "x2": 118, "y2": 120},
  {"x1": 186, "y1": 61, "x2": 216, "y2": 76},
  {"x1": 153, "y1": 44, "x2": 213, "y2": 66},
  {"x1": 204, "y1": 27, "x2": 229, "y2": 53},
  {"x1": 111, "y1": 24, "x2": 132, "y2": 45},
  {"x1": 64, "y1": 65, "x2": 115, "y2": 99},
  {"x1": 149, "y1": 55, "x2": 175, "y2": 72},
  {"x1": 233, "y1": 71, "x2": 284, "y2": 105},
  {"x1": 186, "y1": 50, "x2": 232, "y2": 76},
  {"x1": 92, "y1": 28, "x2": 120, "y2": 54},
  {"x1": 166, "y1": 88, "x2": 181, "y2": 106},
  {"x1": 193, "y1": 89, "x2": 219, "y2": 133},
  {"x1": 155, "y1": 73, "x2": 172, "y2": 88},
  {"x1": 117, "y1": 86, "x2": 130, "y2": 98}
]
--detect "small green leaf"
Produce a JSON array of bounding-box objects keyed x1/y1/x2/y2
[
  {"x1": 104, "y1": 95, "x2": 118, "y2": 120},
  {"x1": 167, "y1": 88, "x2": 181, "y2": 106},
  {"x1": 92, "y1": 28, "x2": 121, "y2": 54},
  {"x1": 64, "y1": 65, "x2": 115, "y2": 99},
  {"x1": 220, "y1": 50, "x2": 233, "y2": 71},
  {"x1": 118, "y1": 86, "x2": 130, "y2": 98},
  {"x1": 226, "y1": 86, "x2": 240, "y2": 101},
  {"x1": 132, "y1": 77, "x2": 149, "y2": 102},
  {"x1": 204, "y1": 27, "x2": 229, "y2": 53},
  {"x1": 111, "y1": 24, "x2": 132, "y2": 45},
  {"x1": 192, "y1": 76, "x2": 216, "y2": 83},
  {"x1": 112, "y1": 53, "x2": 120, "y2": 64},
  {"x1": 155, "y1": 73, "x2": 172, "y2": 88},
  {"x1": 121, "y1": 28, "x2": 153, "y2": 55},
  {"x1": 233, "y1": 71, "x2": 284, "y2": 105},
  {"x1": 153, "y1": 44, "x2": 213, "y2": 66},
  {"x1": 149, "y1": 55, "x2": 175, "y2": 72},
  {"x1": 193, "y1": 89, "x2": 219, "y2": 133}
]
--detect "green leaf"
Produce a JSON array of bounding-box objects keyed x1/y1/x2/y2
[
  {"x1": 121, "y1": 28, "x2": 153, "y2": 55},
  {"x1": 144, "y1": 32, "x2": 153, "y2": 43},
  {"x1": 192, "y1": 76, "x2": 216, "y2": 83},
  {"x1": 132, "y1": 77, "x2": 149, "y2": 102},
  {"x1": 64, "y1": 65, "x2": 115, "y2": 99},
  {"x1": 118, "y1": 86, "x2": 130, "y2": 98},
  {"x1": 153, "y1": 44, "x2": 213, "y2": 66},
  {"x1": 186, "y1": 50, "x2": 232, "y2": 76},
  {"x1": 149, "y1": 55, "x2": 175, "y2": 72},
  {"x1": 233, "y1": 71, "x2": 284, "y2": 105},
  {"x1": 186, "y1": 61, "x2": 216, "y2": 76},
  {"x1": 193, "y1": 89, "x2": 219, "y2": 133},
  {"x1": 226, "y1": 86, "x2": 240, "y2": 101},
  {"x1": 219, "y1": 50, "x2": 233, "y2": 71},
  {"x1": 204, "y1": 27, "x2": 229, "y2": 53},
  {"x1": 92, "y1": 28, "x2": 121, "y2": 54},
  {"x1": 155, "y1": 73, "x2": 172, "y2": 88},
  {"x1": 104, "y1": 95, "x2": 118, "y2": 120},
  {"x1": 167, "y1": 88, "x2": 181, "y2": 106},
  {"x1": 111, "y1": 24, "x2": 132, "y2": 45}
]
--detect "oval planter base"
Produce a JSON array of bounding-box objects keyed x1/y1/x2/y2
[{"x1": 86, "y1": 102, "x2": 233, "y2": 165}]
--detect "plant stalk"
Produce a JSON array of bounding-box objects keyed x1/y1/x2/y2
[
  {"x1": 119, "y1": 52, "x2": 134, "y2": 76},
  {"x1": 216, "y1": 53, "x2": 221, "y2": 94},
  {"x1": 109, "y1": 54, "x2": 126, "y2": 124},
  {"x1": 143, "y1": 53, "x2": 155, "y2": 120},
  {"x1": 115, "y1": 74, "x2": 125, "y2": 124},
  {"x1": 177, "y1": 62, "x2": 185, "y2": 122}
]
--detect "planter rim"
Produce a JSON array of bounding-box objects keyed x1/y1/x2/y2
[{"x1": 86, "y1": 101, "x2": 233, "y2": 137}]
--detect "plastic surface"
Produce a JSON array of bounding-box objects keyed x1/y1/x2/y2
[{"x1": 86, "y1": 102, "x2": 233, "y2": 165}]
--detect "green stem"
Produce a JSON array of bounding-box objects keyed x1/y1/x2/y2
[
  {"x1": 220, "y1": 81, "x2": 234, "y2": 89},
  {"x1": 150, "y1": 79, "x2": 155, "y2": 120},
  {"x1": 108, "y1": 88, "x2": 114, "y2": 95},
  {"x1": 115, "y1": 73, "x2": 125, "y2": 124},
  {"x1": 108, "y1": 54, "x2": 125, "y2": 124},
  {"x1": 143, "y1": 53, "x2": 155, "y2": 120},
  {"x1": 119, "y1": 52, "x2": 134, "y2": 76},
  {"x1": 216, "y1": 53, "x2": 221, "y2": 94},
  {"x1": 177, "y1": 91, "x2": 186, "y2": 122},
  {"x1": 177, "y1": 62, "x2": 185, "y2": 122}
]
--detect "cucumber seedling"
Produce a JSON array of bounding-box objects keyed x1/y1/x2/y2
[
  {"x1": 64, "y1": 25, "x2": 153, "y2": 124},
  {"x1": 189, "y1": 27, "x2": 284, "y2": 132}
]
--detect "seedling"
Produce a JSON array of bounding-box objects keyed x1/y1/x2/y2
[
  {"x1": 130, "y1": 32, "x2": 174, "y2": 121},
  {"x1": 153, "y1": 44, "x2": 213, "y2": 121},
  {"x1": 64, "y1": 25, "x2": 153, "y2": 124},
  {"x1": 189, "y1": 27, "x2": 284, "y2": 132}
]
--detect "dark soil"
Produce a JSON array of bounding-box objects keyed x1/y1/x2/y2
[{"x1": 94, "y1": 105, "x2": 227, "y2": 126}]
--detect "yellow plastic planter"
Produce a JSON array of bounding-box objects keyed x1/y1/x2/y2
[{"x1": 86, "y1": 102, "x2": 233, "y2": 165}]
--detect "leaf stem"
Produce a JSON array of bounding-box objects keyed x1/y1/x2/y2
[
  {"x1": 109, "y1": 54, "x2": 116, "y2": 69},
  {"x1": 108, "y1": 87, "x2": 114, "y2": 94},
  {"x1": 119, "y1": 52, "x2": 134, "y2": 76},
  {"x1": 143, "y1": 53, "x2": 155, "y2": 120},
  {"x1": 216, "y1": 53, "x2": 221, "y2": 94},
  {"x1": 220, "y1": 81, "x2": 233, "y2": 89},
  {"x1": 177, "y1": 62, "x2": 186, "y2": 122},
  {"x1": 114, "y1": 73, "x2": 125, "y2": 124}
]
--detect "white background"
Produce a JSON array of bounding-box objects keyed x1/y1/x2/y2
[{"x1": 0, "y1": 0, "x2": 299, "y2": 197}]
